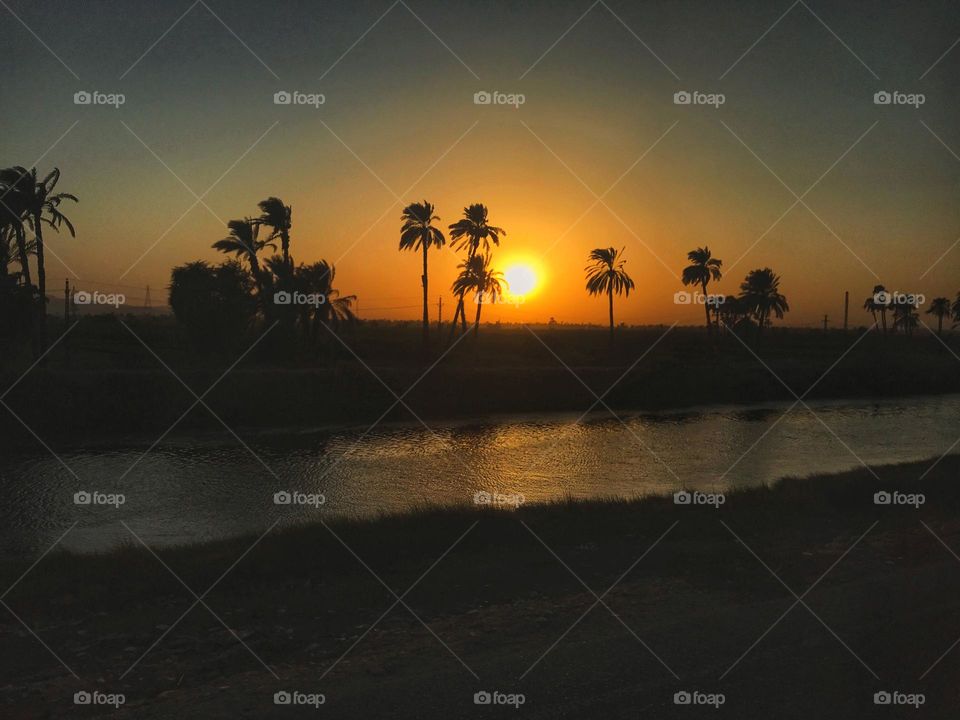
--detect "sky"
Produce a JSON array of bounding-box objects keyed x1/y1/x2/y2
[{"x1": 2, "y1": 0, "x2": 959, "y2": 326}]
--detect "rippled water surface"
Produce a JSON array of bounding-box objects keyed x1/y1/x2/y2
[{"x1": 2, "y1": 394, "x2": 957, "y2": 553}]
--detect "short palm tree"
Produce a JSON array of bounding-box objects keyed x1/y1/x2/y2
[
  {"x1": 257, "y1": 197, "x2": 292, "y2": 267},
  {"x1": 400, "y1": 200, "x2": 445, "y2": 349},
  {"x1": 0, "y1": 166, "x2": 33, "y2": 288},
  {"x1": 927, "y1": 297, "x2": 951, "y2": 336},
  {"x1": 585, "y1": 246, "x2": 635, "y2": 343},
  {"x1": 298, "y1": 260, "x2": 356, "y2": 337},
  {"x1": 448, "y1": 204, "x2": 505, "y2": 335},
  {"x1": 212, "y1": 219, "x2": 274, "y2": 298},
  {"x1": 681, "y1": 246, "x2": 722, "y2": 331},
  {"x1": 451, "y1": 252, "x2": 505, "y2": 336},
  {"x1": 892, "y1": 301, "x2": 919, "y2": 335},
  {"x1": 739, "y1": 268, "x2": 789, "y2": 333},
  {"x1": 865, "y1": 284, "x2": 889, "y2": 333},
  {"x1": 953, "y1": 292, "x2": 960, "y2": 327}
]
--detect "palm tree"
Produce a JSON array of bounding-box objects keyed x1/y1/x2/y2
[
  {"x1": 0, "y1": 166, "x2": 33, "y2": 289},
  {"x1": 927, "y1": 297, "x2": 951, "y2": 336},
  {"x1": 400, "y1": 201, "x2": 445, "y2": 349},
  {"x1": 451, "y1": 252, "x2": 505, "y2": 336},
  {"x1": 585, "y1": 247, "x2": 635, "y2": 343},
  {"x1": 739, "y1": 268, "x2": 789, "y2": 333},
  {"x1": 953, "y1": 292, "x2": 960, "y2": 328},
  {"x1": 22, "y1": 168, "x2": 78, "y2": 331},
  {"x1": 447, "y1": 204, "x2": 505, "y2": 336},
  {"x1": 212, "y1": 219, "x2": 274, "y2": 297},
  {"x1": 865, "y1": 284, "x2": 889, "y2": 333},
  {"x1": 681, "y1": 246, "x2": 722, "y2": 331},
  {"x1": 296, "y1": 260, "x2": 356, "y2": 343},
  {"x1": 892, "y1": 301, "x2": 919, "y2": 335},
  {"x1": 257, "y1": 197, "x2": 292, "y2": 267}
]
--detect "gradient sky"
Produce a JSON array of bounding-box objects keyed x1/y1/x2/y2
[{"x1": 3, "y1": 0, "x2": 959, "y2": 326}]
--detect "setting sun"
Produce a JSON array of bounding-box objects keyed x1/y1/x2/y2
[{"x1": 503, "y1": 263, "x2": 539, "y2": 297}]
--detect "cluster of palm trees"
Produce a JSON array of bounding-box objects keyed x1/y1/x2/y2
[
  {"x1": 865, "y1": 285, "x2": 960, "y2": 337},
  {"x1": 171, "y1": 197, "x2": 355, "y2": 351},
  {"x1": 399, "y1": 201, "x2": 506, "y2": 348},
  {"x1": 0, "y1": 166, "x2": 78, "y2": 352}
]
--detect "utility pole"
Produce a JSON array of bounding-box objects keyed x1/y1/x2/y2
[
  {"x1": 144, "y1": 284, "x2": 152, "y2": 313},
  {"x1": 64, "y1": 279, "x2": 70, "y2": 325},
  {"x1": 823, "y1": 314, "x2": 828, "y2": 331},
  {"x1": 843, "y1": 291, "x2": 849, "y2": 332}
]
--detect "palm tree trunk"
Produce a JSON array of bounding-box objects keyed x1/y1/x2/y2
[
  {"x1": 474, "y1": 293, "x2": 482, "y2": 335},
  {"x1": 938, "y1": 315, "x2": 943, "y2": 336},
  {"x1": 421, "y1": 244, "x2": 429, "y2": 350},
  {"x1": 702, "y1": 280, "x2": 711, "y2": 332},
  {"x1": 447, "y1": 294, "x2": 465, "y2": 344},
  {"x1": 34, "y1": 213, "x2": 47, "y2": 351},
  {"x1": 608, "y1": 288, "x2": 614, "y2": 344},
  {"x1": 15, "y1": 224, "x2": 31, "y2": 286},
  {"x1": 281, "y1": 230, "x2": 290, "y2": 268},
  {"x1": 880, "y1": 309, "x2": 887, "y2": 334}
]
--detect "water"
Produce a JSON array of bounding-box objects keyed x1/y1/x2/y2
[{"x1": 2, "y1": 394, "x2": 958, "y2": 554}]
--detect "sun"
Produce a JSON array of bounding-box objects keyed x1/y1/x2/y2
[{"x1": 503, "y1": 263, "x2": 538, "y2": 297}]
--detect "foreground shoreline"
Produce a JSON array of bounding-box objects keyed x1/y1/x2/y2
[{"x1": 3, "y1": 456, "x2": 960, "y2": 717}]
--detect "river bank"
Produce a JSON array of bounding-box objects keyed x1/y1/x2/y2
[{"x1": 2, "y1": 456, "x2": 959, "y2": 718}]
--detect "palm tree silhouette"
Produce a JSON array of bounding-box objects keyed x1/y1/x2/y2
[
  {"x1": 451, "y1": 252, "x2": 505, "y2": 336},
  {"x1": 892, "y1": 300, "x2": 919, "y2": 335},
  {"x1": 681, "y1": 246, "x2": 722, "y2": 331},
  {"x1": 927, "y1": 297, "x2": 951, "y2": 336},
  {"x1": 739, "y1": 268, "x2": 789, "y2": 333},
  {"x1": 257, "y1": 197, "x2": 292, "y2": 267},
  {"x1": 447, "y1": 204, "x2": 505, "y2": 337},
  {"x1": 585, "y1": 247, "x2": 635, "y2": 343},
  {"x1": 0, "y1": 167, "x2": 33, "y2": 288},
  {"x1": 400, "y1": 201, "x2": 446, "y2": 350},
  {"x1": 865, "y1": 284, "x2": 889, "y2": 333},
  {"x1": 212, "y1": 219, "x2": 274, "y2": 299},
  {"x1": 952, "y1": 292, "x2": 960, "y2": 328},
  {"x1": 298, "y1": 260, "x2": 356, "y2": 341}
]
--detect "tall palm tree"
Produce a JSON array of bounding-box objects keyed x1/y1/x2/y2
[
  {"x1": 739, "y1": 268, "x2": 789, "y2": 333},
  {"x1": 0, "y1": 166, "x2": 34, "y2": 288},
  {"x1": 257, "y1": 197, "x2": 292, "y2": 267},
  {"x1": 447, "y1": 204, "x2": 505, "y2": 336},
  {"x1": 400, "y1": 201, "x2": 445, "y2": 349},
  {"x1": 23, "y1": 168, "x2": 78, "y2": 328},
  {"x1": 866, "y1": 284, "x2": 889, "y2": 333},
  {"x1": 927, "y1": 297, "x2": 951, "y2": 336},
  {"x1": 451, "y1": 252, "x2": 505, "y2": 336},
  {"x1": 585, "y1": 246, "x2": 635, "y2": 343},
  {"x1": 681, "y1": 246, "x2": 722, "y2": 331},
  {"x1": 212, "y1": 219, "x2": 274, "y2": 300}
]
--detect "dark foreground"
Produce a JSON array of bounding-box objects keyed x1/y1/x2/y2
[{"x1": 2, "y1": 456, "x2": 960, "y2": 718}]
